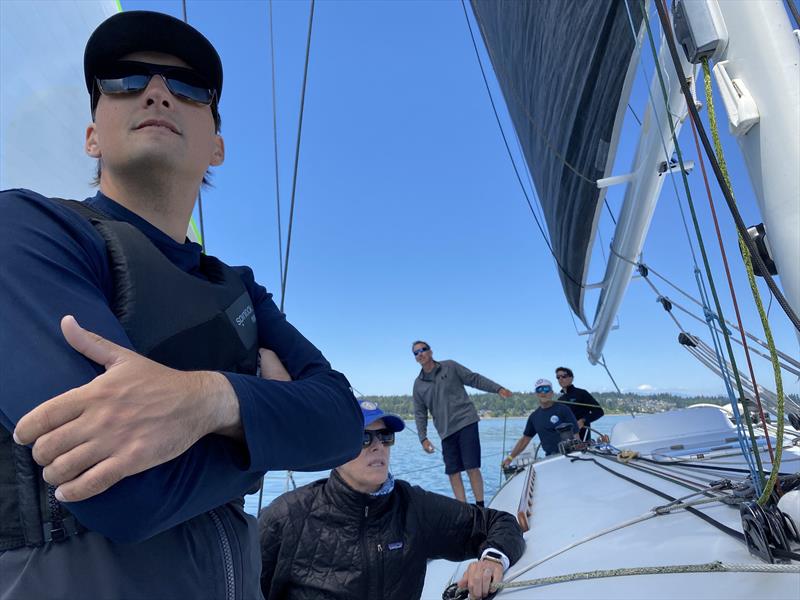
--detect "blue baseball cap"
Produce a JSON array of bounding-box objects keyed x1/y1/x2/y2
[{"x1": 359, "y1": 400, "x2": 405, "y2": 432}]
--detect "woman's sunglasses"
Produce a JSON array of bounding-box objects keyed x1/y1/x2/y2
[
  {"x1": 95, "y1": 61, "x2": 216, "y2": 106},
  {"x1": 362, "y1": 429, "x2": 395, "y2": 448}
]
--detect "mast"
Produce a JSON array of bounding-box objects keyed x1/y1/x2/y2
[
  {"x1": 587, "y1": 34, "x2": 696, "y2": 364},
  {"x1": 710, "y1": 0, "x2": 800, "y2": 323}
]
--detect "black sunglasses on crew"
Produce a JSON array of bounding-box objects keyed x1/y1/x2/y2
[
  {"x1": 362, "y1": 429, "x2": 395, "y2": 447},
  {"x1": 95, "y1": 61, "x2": 216, "y2": 106},
  {"x1": 412, "y1": 347, "x2": 430, "y2": 356},
  {"x1": 556, "y1": 374, "x2": 572, "y2": 379}
]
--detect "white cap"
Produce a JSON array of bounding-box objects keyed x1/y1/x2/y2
[{"x1": 535, "y1": 378, "x2": 553, "y2": 389}]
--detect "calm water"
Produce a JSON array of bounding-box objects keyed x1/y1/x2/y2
[{"x1": 244, "y1": 414, "x2": 632, "y2": 515}]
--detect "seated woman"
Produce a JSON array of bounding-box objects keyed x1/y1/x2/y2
[{"x1": 258, "y1": 358, "x2": 524, "y2": 600}]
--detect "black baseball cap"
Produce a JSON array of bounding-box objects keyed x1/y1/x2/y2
[{"x1": 84, "y1": 11, "x2": 223, "y2": 101}]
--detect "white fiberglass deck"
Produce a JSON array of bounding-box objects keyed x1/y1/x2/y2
[{"x1": 422, "y1": 408, "x2": 800, "y2": 599}]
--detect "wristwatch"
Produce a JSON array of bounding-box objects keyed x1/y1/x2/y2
[{"x1": 482, "y1": 550, "x2": 504, "y2": 566}]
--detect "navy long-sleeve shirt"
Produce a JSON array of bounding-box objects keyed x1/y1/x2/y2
[
  {"x1": 559, "y1": 384, "x2": 604, "y2": 441},
  {"x1": 0, "y1": 188, "x2": 363, "y2": 542}
]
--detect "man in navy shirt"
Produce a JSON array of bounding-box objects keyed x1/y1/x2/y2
[
  {"x1": 502, "y1": 378, "x2": 579, "y2": 464},
  {"x1": 0, "y1": 11, "x2": 362, "y2": 599}
]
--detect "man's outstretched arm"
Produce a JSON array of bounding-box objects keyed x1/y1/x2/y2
[{"x1": 451, "y1": 361, "x2": 511, "y2": 397}]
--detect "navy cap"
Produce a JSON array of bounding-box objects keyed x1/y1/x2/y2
[
  {"x1": 359, "y1": 400, "x2": 405, "y2": 433},
  {"x1": 84, "y1": 11, "x2": 223, "y2": 100}
]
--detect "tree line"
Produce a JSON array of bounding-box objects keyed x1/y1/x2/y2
[{"x1": 360, "y1": 391, "x2": 734, "y2": 419}]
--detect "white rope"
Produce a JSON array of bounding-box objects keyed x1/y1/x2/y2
[{"x1": 498, "y1": 561, "x2": 800, "y2": 592}]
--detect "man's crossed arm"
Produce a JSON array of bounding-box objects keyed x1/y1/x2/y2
[{"x1": 14, "y1": 315, "x2": 244, "y2": 502}]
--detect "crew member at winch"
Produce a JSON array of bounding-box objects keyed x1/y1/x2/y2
[
  {"x1": 0, "y1": 11, "x2": 362, "y2": 599},
  {"x1": 259, "y1": 396, "x2": 525, "y2": 600},
  {"x1": 502, "y1": 378, "x2": 579, "y2": 464},
  {"x1": 556, "y1": 366, "x2": 604, "y2": 441}
]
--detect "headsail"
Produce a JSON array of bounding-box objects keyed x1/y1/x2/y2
[
  {"x1": 470, "y1": 0, "x2": 644, "y2": 322},
  {"x1": 0, "y1": 1, "x2": 120, "y2": 199}
]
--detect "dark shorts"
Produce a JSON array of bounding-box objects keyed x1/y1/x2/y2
[{"x1": 441, "y1": 422, "x2": 481, "y2": 475}]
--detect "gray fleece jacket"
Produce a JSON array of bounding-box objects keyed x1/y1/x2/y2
[{"x1": 413, "y1": 360, "x2": 503, "y2": 441}]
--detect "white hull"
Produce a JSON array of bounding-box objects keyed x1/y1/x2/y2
[{"x1": 423, "y1": 407, "x2": 800, "y2": 599}]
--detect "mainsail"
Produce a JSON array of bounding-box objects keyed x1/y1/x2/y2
[{"x1": 470, "y1": 0, "x2": 644, "y2": 322}]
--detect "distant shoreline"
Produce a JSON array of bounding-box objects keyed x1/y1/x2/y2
[
  {"x1": 397, "y1": 411, "x2": 635, "y2": 421},
  {"x1": 362, "y1": 392, "x2": 747, "y2": 421}
]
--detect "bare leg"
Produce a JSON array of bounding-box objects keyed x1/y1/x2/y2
[
  {"x1": 466, "y1": 468, "x2": 484, "y2": 504},
  {"x1": 448, "y1": 472, "x2": 467, "y2": 502}
]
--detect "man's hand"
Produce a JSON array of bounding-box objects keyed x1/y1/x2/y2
[
  {"x1": 501, "y1": 456, "x2": 512, "y2": 468},
  {"x1": 421, "y1": 438, "x2": 436, "y2": 454},
  {"x1": 259, "y1": 348, "x2": 292, "y2": 381},
  {"x1": 498, "y1": 387, "x2": 512, "y2": 399},
  {"x1": 13, "y1": 315, "x2": 240, "y2": 502},
  {"x1": 457, "y1": 558, "x2": 503, "y2": 599}
]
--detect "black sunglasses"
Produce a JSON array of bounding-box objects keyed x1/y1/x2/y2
[
  {"x1": 556, "y1": 374, "x2": 572, "y2": 379},
  {"x1": 95, "y1": 61, "x2": 216, "y2": 106},
  {"x1": 362, "y1": 429, "x2": 395, "y2": 447},
  {"x1": 535, "y1": 386, "x2": 553, "y2": 394},
  {"x1": 412, "y1": 347, "x2": 430, "y2": 356}
]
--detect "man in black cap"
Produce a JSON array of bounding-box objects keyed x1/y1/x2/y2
[{"x1": 0, "y1": 11, "x2": 362, "y2": 599}]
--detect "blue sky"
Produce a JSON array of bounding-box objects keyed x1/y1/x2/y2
[{"x1": 112, "y1": 0, "x2": 798, "y2": 397}]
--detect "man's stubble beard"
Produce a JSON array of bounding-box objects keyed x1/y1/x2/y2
[{"x1": 112, "y1": 152, "x2": 199, "y2": 214}]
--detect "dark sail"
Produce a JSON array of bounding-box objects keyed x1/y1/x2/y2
[{"x1": 471, "y1": 0, "x2": 643, "y2": 321}]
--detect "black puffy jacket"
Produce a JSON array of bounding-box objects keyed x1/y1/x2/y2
[{"x1": 258, "y1": 470, "x2": 525, "y2": 600}]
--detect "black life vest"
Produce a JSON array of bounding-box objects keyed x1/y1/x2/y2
[{"x1": 1, "y1": 198, "x2": 259, "y2": 550}]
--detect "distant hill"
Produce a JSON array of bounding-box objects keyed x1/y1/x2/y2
[{"x1": 360, "y1": 392, "x2": 731, "y2": 419}]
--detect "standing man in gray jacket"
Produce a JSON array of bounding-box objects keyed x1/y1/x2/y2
[{"x1": 412, "y1": 341, "x2": 512, "y2": 506}]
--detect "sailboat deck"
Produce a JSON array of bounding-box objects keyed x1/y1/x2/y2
[{"x1": 423, "y1": 408, "x2": 800, "y2": 599}]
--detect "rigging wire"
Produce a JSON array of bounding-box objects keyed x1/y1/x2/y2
[
  {"x1": 268, "y1": 0, "x2": 285, "y2": 289},
  {"x1": 458, "y1": 0, "x2": 586, "y2": 298},
  {"x1": 627, "y1": 0, "x2": 764, "y2": 486},
  {"x1": 181, "y1": 0, "x2": 207, "y2": 251},
  {"x1": 632, "y1": 266, "x2": 800, "y2": 377},
  {"x1": 622, "y1": 258, "x2": 799, "y2": 369},
  {"x1": 785, "y1": 0, "x2": 800, "y2": 28},
  {"x1": 257, "y1": 0, "x2": 316, "y2": 516},
  {"x1": 595, "y1": 354, "x2": 636, "y2": 419},
  {"x1": 604, "y1": 197, "x2": 618, "y2": 226},
  {"x1": 620, "y1": 0, "x2": 738, "y2": 419},
  {"x1": 697, "y1": 56, "x2": 786, "y2": 503},
  {"x1": 766, "y1": 290, "x2": 773, "y2": 319},
  {"x1": 627, "y1": 102, "x2": 643, "y2": 126},
  {"x1": 652, "y1": 0, "x2": 800, "y2": 333},
  {"x1": 279, "y1": 0, "x2": 315, "y2": 313},
  {"x1": 684, "y1": 337, "x2": 800, "y2": 419},
  {"x1": 685, "y1": 84, "x2": 774, "y2": 462}
]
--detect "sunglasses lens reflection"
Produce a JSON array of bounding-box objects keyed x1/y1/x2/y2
[{"x1": 362, "y1": 429, "x2": 395, "y2": 447}]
